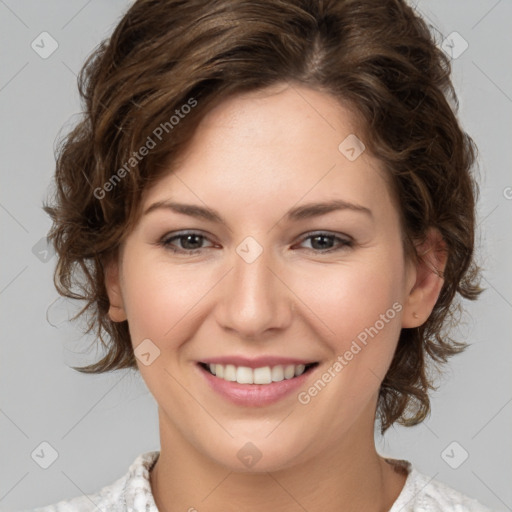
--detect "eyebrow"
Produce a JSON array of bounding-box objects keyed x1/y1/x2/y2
[{"x1": 143, "y1": 199, "x2": 373, "y2": 224}]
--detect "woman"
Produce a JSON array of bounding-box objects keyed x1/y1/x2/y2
[{"x1": 26, "y1": 0, "x2": 492, "y2": 510}]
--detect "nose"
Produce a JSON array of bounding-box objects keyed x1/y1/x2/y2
[{"x1": 214, "y1": 245, "x2": 294, "y2": 339}]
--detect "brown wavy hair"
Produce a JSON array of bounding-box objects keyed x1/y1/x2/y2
[{"x1": 45, "y1": 0, "x2": 482, "y2": 432}]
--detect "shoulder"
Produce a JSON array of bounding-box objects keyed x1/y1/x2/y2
[
  {"x1": 17, "y1": 451, "x2": 160, "y2": 512},
  {"x1": 389, "y1": 461, "x2": 494, "y2": 512}
]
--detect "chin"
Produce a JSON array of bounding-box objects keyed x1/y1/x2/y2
[{"x1": 200, "y1": 434, "x2": 310, "y2": 474}]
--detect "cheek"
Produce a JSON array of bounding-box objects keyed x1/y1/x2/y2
[
  {"x1": 299, "y1": 257, "x2": 403, "y2": 333},
  {"x1": 121, "y1": 254, "x2": 205, "y2": 347},
  {"x1": 290, "y1": 251, "x2": 405, "y2": 379}
]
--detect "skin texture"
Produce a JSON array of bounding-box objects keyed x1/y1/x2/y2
[{"x1": 105, "y1": 83, "x2": 446, "y2": 512}]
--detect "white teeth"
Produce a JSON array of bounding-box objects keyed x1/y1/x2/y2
[
  {"x1": 271, "y1": 365, "x2": 284, "y2": 382},
  {"x1": 236, "y1": 366, "x2": 253, "y2": 384},
  {"x1": 253, "y1": 366, "x2": 272, "y2": 385},
  {"x1": 224, "y1": 364, "x2": 237, "y2": 381},
  {"x1": 284, "y1": 365, "x2": 295, "y2": 379},
  {"x1": 204, "y1": 362, "x2": 312, "y2": 384},
  {"x1": 294, "y1": 364, "x2": 306, "y2": 376}
]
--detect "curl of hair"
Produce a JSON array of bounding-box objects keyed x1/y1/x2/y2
[{"x1": 45, "y1": 0, "x2": 482, "y2": 432}]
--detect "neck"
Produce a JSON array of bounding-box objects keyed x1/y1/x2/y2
[{"x1": 150, "y1": 408, "x2": 406, "y2": 512}]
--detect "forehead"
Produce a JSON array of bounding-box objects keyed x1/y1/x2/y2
[{"x1": 142, "y1": 84, "x2": 396, "y2": 225}]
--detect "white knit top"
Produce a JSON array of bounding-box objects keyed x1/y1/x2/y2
[{"x1": 21, "y1": 451, "x2": 493, "y2": 511}]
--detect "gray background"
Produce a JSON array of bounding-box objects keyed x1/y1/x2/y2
[{"x1": 0, "y1": 1, "x2": 510, "y2": 510}]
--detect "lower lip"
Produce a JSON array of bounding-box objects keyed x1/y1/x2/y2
[{"x1": 196, "y1": 363, "x2": 318, "y2": 407}]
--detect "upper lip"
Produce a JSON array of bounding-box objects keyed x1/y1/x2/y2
[{"x1": 199, "y1": 356, "x2": 318, "y2": 369}]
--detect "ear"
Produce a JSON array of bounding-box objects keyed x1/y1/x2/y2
[
  {"x1": 103, "y1": 254, "x2": 127, "y2": 322},
  {"x1": 402, "y1": 228, "x2": 448, "y2": 328}
]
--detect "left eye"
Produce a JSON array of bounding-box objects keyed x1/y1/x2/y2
[
  {"x1": 158, "y1": 231, "x2": 352, "y2": 254},
  {"x1": 297, "y1": 232, "x2": 352, "y2": 252}
]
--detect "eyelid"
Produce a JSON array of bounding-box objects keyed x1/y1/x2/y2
[{"x1": 297, "y1": 230, "x2": 353, "y2": 243}]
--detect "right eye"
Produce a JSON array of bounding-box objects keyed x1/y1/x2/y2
[{"x1": 158, "y1": 231, "x2": 216, "y2": 254}]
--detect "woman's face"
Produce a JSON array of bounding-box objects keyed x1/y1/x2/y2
[{"x1": 107, "y1": 83, "x2": 418, "y2": 472}]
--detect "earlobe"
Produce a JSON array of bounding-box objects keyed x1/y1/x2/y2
[
  {"x1": 104, "y1": 256, "x2": 127, "y2": 323},
  {"x1": 402, "y1": 228, "x2": 447, "y2": 328}
]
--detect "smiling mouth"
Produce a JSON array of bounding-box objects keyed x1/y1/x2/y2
[{"x1": 198, "y1": 362, "x2": 319, "y2": 385}]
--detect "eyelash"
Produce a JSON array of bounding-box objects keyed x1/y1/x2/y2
[{"x1": 158, "y1": 230, "x2": 353, "y2": 255}]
